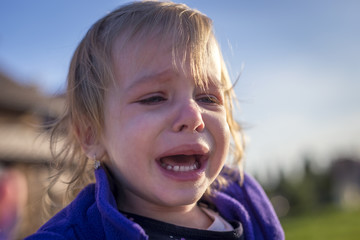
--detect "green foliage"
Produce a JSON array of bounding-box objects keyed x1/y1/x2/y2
[
  {"x1": 260, "y1": 156, "x2": 360, "y2": 239},
  {"x1": 265, "y1": 158, "x2": 333, "y2": 216}
]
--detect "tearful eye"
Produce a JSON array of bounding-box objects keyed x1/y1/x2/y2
[
  {"x1": 138, "y1": 95, "x2": 167, "y2": 105},
  {"x1": 197, "y1": 95, "x2": 221, "y2": 105}
]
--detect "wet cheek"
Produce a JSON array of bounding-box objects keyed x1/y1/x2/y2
[
  {"x1": 108, "y1": 113, "x2": 163, "y2": 150},
  {"x1": 203, "y1": 114, "x2": 230, "y2": 154},
  {"x1": 130, "y1": 112, "x2": 165, "y2": 131},
  {"x1": 217, "y1": 119, "x2": 231, "y2": 156},
  {"x1": 206, "y1": 112, "x2": 230, "y2": 138},
  {"x1": 223, "y1": 119, "x2": 231, "y2": 141}
]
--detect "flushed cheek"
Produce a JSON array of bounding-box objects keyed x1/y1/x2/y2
[{"x1": 105, "y1": 114, "x2": 161, "y2": 161}]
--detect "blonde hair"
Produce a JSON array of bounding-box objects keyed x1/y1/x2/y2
[{"x1": 48, "y1": 0, "x2": 244, "y2": 216}]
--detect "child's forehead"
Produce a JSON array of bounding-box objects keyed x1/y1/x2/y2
[
  {"x1": 110, "y1": 33, "x2": 223, "y2": 89},
  {"x1": 112, "y1": 33, "x2": 172, "y2": 65}
]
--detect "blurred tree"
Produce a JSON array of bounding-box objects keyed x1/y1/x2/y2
[{"x1": 265, "y1": 156, "x2": 334, "y2": 217}]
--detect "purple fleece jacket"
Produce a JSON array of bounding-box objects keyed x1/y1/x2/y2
[{"x1": 26, "y1": 167, "x2": 284, "y2": 240}]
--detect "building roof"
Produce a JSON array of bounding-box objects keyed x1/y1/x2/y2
[{"x1": 0, "y1": 70, "x2": 65, "y2": 164}]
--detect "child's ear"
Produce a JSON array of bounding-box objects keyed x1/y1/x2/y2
[{"x1": 75, "y1": 123, "x2": 105, "y2": 160}]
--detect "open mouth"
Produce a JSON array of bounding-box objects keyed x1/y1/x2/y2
[{"x1": 159, "y1": 154, "x2": 203, "y2": 172}]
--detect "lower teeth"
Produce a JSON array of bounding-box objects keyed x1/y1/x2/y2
[{"x1": 161, "y1": 161, "x2": 198, "y2": 172}]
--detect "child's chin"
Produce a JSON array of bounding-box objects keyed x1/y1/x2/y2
[{"x1": 154, "y1": 185, "x2": 208, "y2": 207}]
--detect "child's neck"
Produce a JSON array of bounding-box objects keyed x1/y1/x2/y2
[{"x1": 119, "y1": 201, "x2": 213, "y2": 230}]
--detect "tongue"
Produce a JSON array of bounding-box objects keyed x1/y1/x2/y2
[{"x1": 161, "y1": 155, "x2": 196, "y2": 166}]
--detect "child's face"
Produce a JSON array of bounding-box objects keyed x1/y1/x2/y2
[{"x1": 100, "y1": 36, "x2": 230, "y2": 212}]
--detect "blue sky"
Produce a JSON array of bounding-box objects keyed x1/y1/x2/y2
[{"x1": 1, "y1": 0, "x2": 360, "y2": 182}]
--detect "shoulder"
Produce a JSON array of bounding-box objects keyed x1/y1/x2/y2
[
  {"x1": 220, "y1": 166, "x2": 265, "y2": 195},
  {"x1": 217, "y1": 166, "x2": 285, "y2": 239},
  {"x1": 219, "y1": 166, "x2": 273, "y2": 210},
  {"x1": 26, "y1": 184, "x2": 101, "y2": 239}
]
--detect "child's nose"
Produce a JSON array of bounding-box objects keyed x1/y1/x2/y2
[{"x1": 172, "y1": 99, "x2": 205, "y2": 133}]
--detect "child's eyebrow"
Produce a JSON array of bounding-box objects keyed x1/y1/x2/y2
[
  {"x1": 207, "y1": 79, "x2": 226, "y2": 90},
  {"x1": 124, "y1": 69, "x2": 226, "y2": 93},
  {"x1": 125, "y1": 70, "x2": 174, "y2": 92}
]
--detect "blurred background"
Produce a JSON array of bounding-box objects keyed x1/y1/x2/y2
[{"x1": 1, "y1": 0, "x2": 359, "y2": 239}]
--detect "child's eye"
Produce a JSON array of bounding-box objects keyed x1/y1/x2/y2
[
  {"x1": 138, "y1": 95, "x2": 167, "y2": 105},
  {"x1": 197, "y1": 94, "x2": 221, "y2": 105}
]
